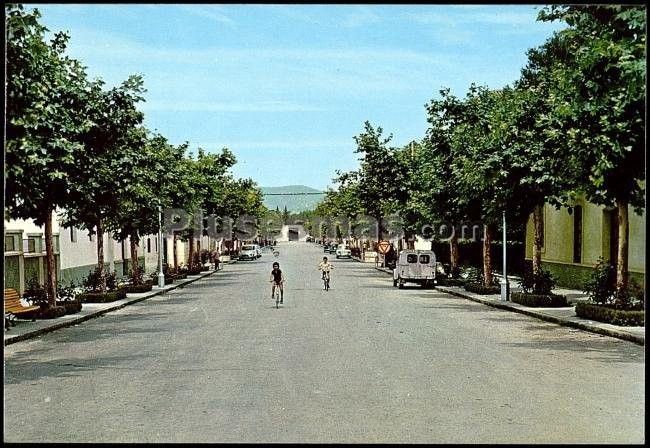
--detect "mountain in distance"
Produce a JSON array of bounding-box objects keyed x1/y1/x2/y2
[{"x1": 260, "y1": 185, "x2": 326, "y2": 213}]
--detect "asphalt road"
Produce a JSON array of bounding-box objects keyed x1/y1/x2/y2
[{"x1": 3, "y1": 242, "x2": 645, "y2": 443}]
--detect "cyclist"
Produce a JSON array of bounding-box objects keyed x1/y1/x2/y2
[
  {"x1": 269, "y1": 261, "x2": 284, "y2": 303},
  {"x1": 318, "y1": 256, "x2": 334, "y2": 290}
]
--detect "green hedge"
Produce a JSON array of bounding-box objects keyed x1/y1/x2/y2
[
  {"x1": 464, "y1": 282, "x2": 500, "y2": 295},
  {"x1": 511, "y1": 292, "x2": 568, "y2": 307},
  {"x1": 436, "y1": 278, "x2": 467, "y2": 287},
  {"x1": 119, "y1": 283, "x2": 153, "y2": 294},
  {"x1": 56, "y1": 300, "x2": 82, "y2": 315},
  {"x1": 77, "y1": 290, "x2": 127, "y2": 303},
  {"x1": 33, "y1": 305, "x2": 66, "y2": 319},
  {"x1": 575, "y1": 302, "x2": 644, "y2": 326}
]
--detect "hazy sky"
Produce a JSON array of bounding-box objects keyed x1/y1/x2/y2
[{"x1": 31, "y1": 4, "x2": 565, "y2": 191}]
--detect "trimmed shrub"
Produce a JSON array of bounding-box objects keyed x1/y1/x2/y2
[
  {"x1": 57, "y1": 300, "x2": 82, "y2": 315},
  {"x1": 511, "y1": 292, "x2": 568, "y2": 307},
  {"x1": 119, "y1": 283, "x2": 153, "y2": 294},
  {"x1": 23, "y1": 278, "x2": 49, "y2": 308},
  {"x1": 34, "y1": 305, "x2": 66, "y2": 319},
  {"x1": 464, "y1": 282, "x2": 500, "y2": 295},
  {"x1": 576, "y1": 302, "x2": 644, "y2": 326},
  {"x1": 77, "y1": 290, "x2": 127, "y2": 303},
  {"x1": 583, "y1": 257, "x2": 617, "y2": 304},
  {"x1": 82, "y1": 267, "x2": 117, "y2": 293},
  {"x1": 436, "y1": 278, "x2": 467, "y2": 287},
  {"x1": 519, "y1": 262, "x2": 556, "y2": 295}
]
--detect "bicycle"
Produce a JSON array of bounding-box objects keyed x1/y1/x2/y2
[
  {"x1": 271, "y1": 280, "x2": 283, "y2": 308},
  {"x1": 322, "y1": 271, "x2": 330, "y2": 291}
]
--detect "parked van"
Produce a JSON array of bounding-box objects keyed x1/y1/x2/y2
[{"x1": 393, "y1": 250, "x2": 436, "y2": 288}]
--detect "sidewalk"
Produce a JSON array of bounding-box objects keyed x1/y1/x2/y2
[
  {"x1": 4, "y1": 268, "x2": 222, "y2": 346},
  {"x1": 368, "y1": 263, "x2": 644, "y2": 346}
]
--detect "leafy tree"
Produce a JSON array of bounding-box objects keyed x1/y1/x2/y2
[
  {"x1": 5, "y1": 5, "x2": 91, "y2": 305},
  {"x1": 62, "y1": 75, "x2": 147, "y2": 292},
  {"x1": 107, "y1": 133, "x2": 189, "y2": 283},
  {"x1": 537, "y1": 5, "x2": 646, "y2": 290},
  {"x1": 352, "y1": 121, "x2": 405, "y2": 243},
  {"x1": 182, "y1": 147, "x2": 237, "y2": 268}
]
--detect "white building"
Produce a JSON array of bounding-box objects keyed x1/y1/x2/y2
[{"x1": 4, "y1": 211, "x2": 160, "y2": 294}]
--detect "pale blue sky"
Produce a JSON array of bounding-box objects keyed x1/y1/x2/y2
[{"x1": 31, "y1": 4, "x2": 565, "y2": 190}]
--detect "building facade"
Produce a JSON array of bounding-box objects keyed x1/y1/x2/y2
[
  {"x1": 4, "y1": 211, "x2": 160, "y2": 294},
  {"x1": 524, "y1": 198, "x2": 645, "y2": 289}
]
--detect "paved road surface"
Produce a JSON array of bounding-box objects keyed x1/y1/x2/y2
[{"x1": 4, "y1": 242, "x2": 645, "y2": 443}]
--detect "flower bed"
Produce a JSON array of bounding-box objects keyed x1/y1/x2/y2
[
  {"x1": 510, "y1": 292, "x2": 568, "y2": 307},
  {"x1": 575, "y1": 302, "x2": 644, "y2": 326},
  {"x1": 77, "y1": 290, "x2": 127, "y2": 303},
  {"x1": 56, "y1": 300, "x2": 83, "y2": 315},
  {"x1": 436, "y1": 278, "x2": 467, "y2": 287},
  {"x1": 464, "y1": 282, "x2": 500, "y2": 295},
  {"x1": 119, "y1": 283, "x2": 153, "y2": 294},
  {"x1": 32, "y1": 305, "x2": 66, "y2": 319}
]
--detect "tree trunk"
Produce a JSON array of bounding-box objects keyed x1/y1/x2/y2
[
  {"x1": 482, "y1": 224, "x2": 493, "y2": 287},
  {"x1": 130, "y1": 233, "x2": 140, "y2": 285},
  {"x1": 449, "y1": 233, "x2": 460, "y2": 277},
  {"x1": 43, "y1": 207, "x2": 57, "y2": 307},
  {"x1": 616, "y1": 199, "x2": 629, "y2": 290},
  {"x1": 173, "y1": 232, "x2": 178, "y2": 269},
  {"x1": 532, "y1": 203, "x2": 544, "y2": 276},
  {"x1": 96, "y1": 218, "x2": 106, "y2": 293},
  {"x1": 188, "y1": 236, "x2": 195, "y2": 268}
]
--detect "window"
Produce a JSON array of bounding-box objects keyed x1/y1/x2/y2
[
  {"x1": 155, "y1": 237, "x2": 158, "y2": 252},
  {"x1": 573, "y1": 205, "x2": 583, "y2": 264},
  {"x1": 419, "y1": 255, "x2": 430, "y2": 264},
  {"x1": 28, "y1": 238, "x2": 36, "y2": 253},
  {"x1": 406, "y1": 254, "x2": 418, "y2": 263},
  {"x1": 70, "y1": 227, "x2": 77, "y2": 243},
  {"x1": 5, "y1": 236, "x2": 16, "y2": 252},
  {"x1": 147, "y1": 238, "x2": 151, "y2": 253}
]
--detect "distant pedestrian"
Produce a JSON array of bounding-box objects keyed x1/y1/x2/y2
[{"x1": 212, "y1": 249, "x2": 221, "y2": 271}]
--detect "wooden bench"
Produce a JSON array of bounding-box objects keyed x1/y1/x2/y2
[{"x1": 5, "y1": 288, "x2": 40, "y2": 330}]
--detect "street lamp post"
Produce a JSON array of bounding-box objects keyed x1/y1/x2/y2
[
  {"x1": 500, "y1": 210, "x2": 509, "y2": 301},
  {"x1": 158, "y1": 205, "x2": 165, "y2": 288}
]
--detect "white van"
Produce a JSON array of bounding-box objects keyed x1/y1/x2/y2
[{"x1": 393, "y1": 250, "x2": 436, "y2": 288}]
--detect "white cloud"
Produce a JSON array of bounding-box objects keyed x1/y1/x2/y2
[{"x1": 175, "y1": 5, "x2": 235, "y2": 26}]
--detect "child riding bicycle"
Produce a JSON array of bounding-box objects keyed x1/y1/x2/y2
[{"x1": 269, "y1": 261, "x2": 284, "y2": 303}]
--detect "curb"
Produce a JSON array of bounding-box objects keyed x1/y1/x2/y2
[
  {"x1": 4, "y1": 269, "x2": 219, "y2": 346},
  {"x1": 435, "y1": 286, "x2": 644, "y2": 346},
  {"x1": 362, "y1": 263, "x2": 643, "y2": 346}
]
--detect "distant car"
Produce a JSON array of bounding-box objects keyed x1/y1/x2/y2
[
  {"x1": 239, "y1": 245, "x2": 258, "y2": 261},
  {"x1": 336, "y1": 245, "x2": 351, "y2": 259},
  {"x1": 323, "y1": 243, "x2": 330, "y2": 253},
  {"x1": 328, "y1": 244, "x2": 338, "y2": 254}
]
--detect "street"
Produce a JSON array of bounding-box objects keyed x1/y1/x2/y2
[{"x1": 3, "y1": 242, "x2": 645, "y2": 443}]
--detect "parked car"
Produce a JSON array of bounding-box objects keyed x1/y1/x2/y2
[
  {"x1": 336, "y1": 245, "x2": 352, "y2": 259},
  {"x1": 328, "y1": 244, "x2": 338, "y2": 254},
  {"x1": 323, "y1": 243, "x2": 331, "y2": 253},
  {"x1": 393, "y1": 250, "x2": 437, "y2": 288},
  {"x1": 239, "y1": 245, "x2": 258, "y2": 261}
]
